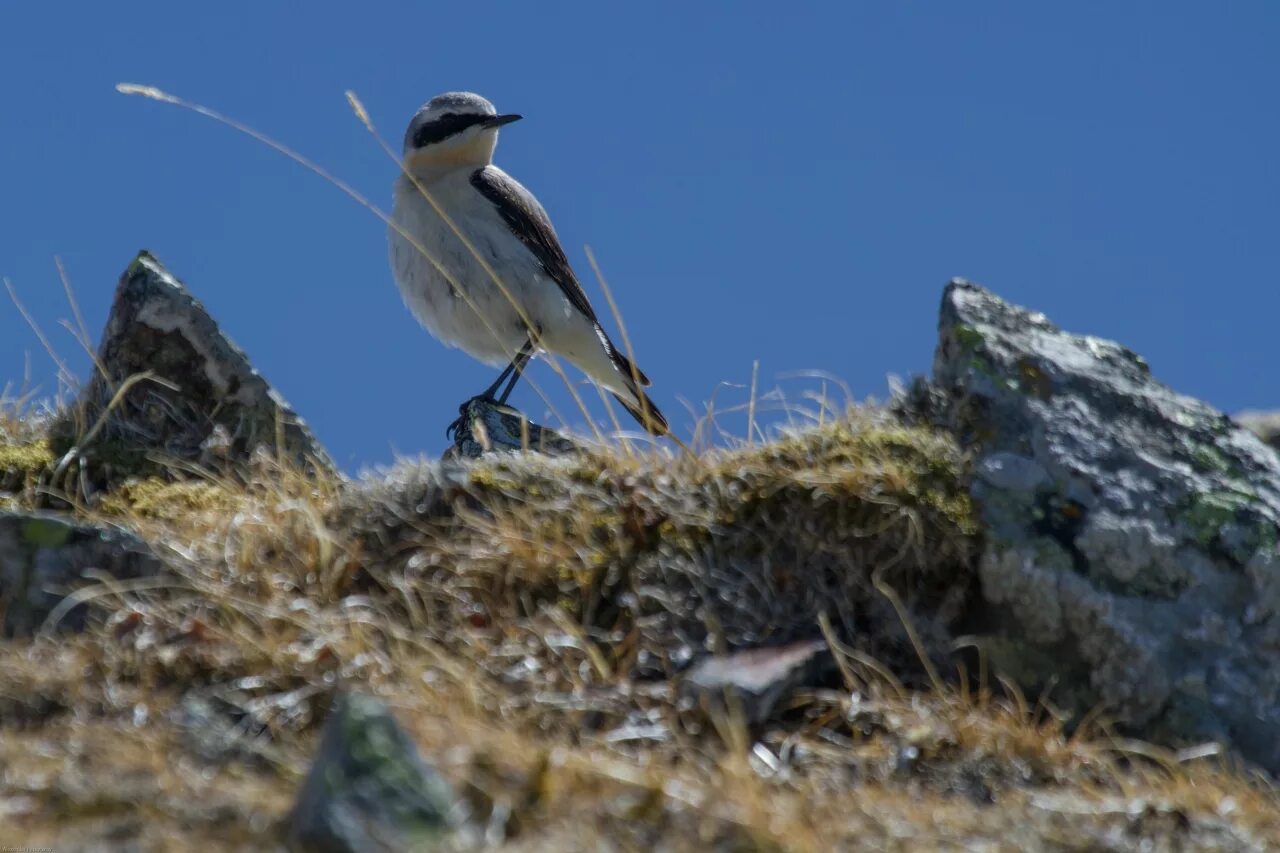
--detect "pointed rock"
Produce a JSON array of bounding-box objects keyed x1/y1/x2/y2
[
  {"x1": 52, "y1": 251, "x2": 334, "y2": 486},
  {"x1": 287, "y1": 693, "x2": 458, "y2": 852}
]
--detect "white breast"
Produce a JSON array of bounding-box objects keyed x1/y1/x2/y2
[{"x1": 389, "y1": 171, "x2": 546, "y2": 366}]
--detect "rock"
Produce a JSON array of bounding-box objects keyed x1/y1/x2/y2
[
  {"x1": 51, "y1": 251, "x2": 334, "y2": 488},
  {"x1": 680, "y1": 640, "x2": 831, "y2": 725},
  {"x1": 287, "y1": 692, "x2": 457, "y2": 852},
  {"x1": 174, "y1": 687, "x2": 293, "y2": 771},
  {"x1": 1236, "y1": 410, "x2": 1280, "y2": 453},
  {"x1": 444, "y1": 396, "x2": 581, "y2": 461},
  {"x1": 931, "y1": 279, "x2": 1280, "y2": 773},
  {"x1": 0, "y1": 510, "x2": 164, "y2": 636}
]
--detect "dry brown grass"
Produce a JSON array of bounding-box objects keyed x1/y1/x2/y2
[{"x1": 1, "y1": 407, "x2": 1278, "y2": 850}]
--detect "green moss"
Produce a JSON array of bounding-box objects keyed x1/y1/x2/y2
[
  {"x1": 964, "y1": 354, "x2": 1018, "y2": 393},
  {"x1": 98, "y1": 478, "x2": 236, "y2": 522},
  {"x1": 0, "y1": 438, "x2": 54, "y2": 478},
  {"x1": 953, "y1": 324, "x2": 985, "y2": 351},
  {"x1": 1191, "y1": 445, "x2": 1231, "y2": 475},
  {"x1": 1259, "y1": 522, "x2": 1278, "y2": 554},
  {"x1": 0, "y1": 438, "x2": 54, "y2": 500},
  {"x1": 21, "y1": 516, "x2": 72, "y2": 548},
  {"x1": 1182, "y1": 491, "x2": 1254, "y2": 547},
  {"x1": 1186, "y1": 438, "x2": 1250, "y2": 481}
]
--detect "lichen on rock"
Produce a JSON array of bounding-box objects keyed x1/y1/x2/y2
[{"x1": 0, "y1": 437, "x2": 54, "y2": 498}]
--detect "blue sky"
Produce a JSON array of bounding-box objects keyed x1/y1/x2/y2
[{"x1": 2, "y1": 3, "x2": 1277, "y2": 471}]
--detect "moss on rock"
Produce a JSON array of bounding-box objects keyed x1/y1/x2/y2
[
  {"x1": 98, "y1": 478, "x2": 238, "y2": 523},
  {"x1": 0, "y1": 437, "x2": 54, "y2": 497}
]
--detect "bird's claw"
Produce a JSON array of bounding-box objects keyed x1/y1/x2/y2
[{"x1": 445, "y1": 397, "x2": 487, "y2": 440}]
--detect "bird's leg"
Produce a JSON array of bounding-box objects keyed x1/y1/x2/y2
[
  {"x1": 478, "y1": 359, "x2": 520, "y2": 402},
  {"x1": 477, "y1": 338, "x2": 535, "y2": 401},
  {"x1": 495, "y1": 339, "x2": 535, "y2": 404}
]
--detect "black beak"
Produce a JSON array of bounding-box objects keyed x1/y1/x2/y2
[{"x1": 483, "y1": 113, "x2": 522, "y2": 129}]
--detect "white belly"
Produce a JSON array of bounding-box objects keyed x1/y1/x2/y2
[{"x1": 389, "y1": 173, "x2": 561, "y2": 366}]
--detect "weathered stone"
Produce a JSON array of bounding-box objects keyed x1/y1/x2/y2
[
  {"x1": 1236, "y1": 410, "x2": 1280, "y2": 454},
  {"x1": 0, "y1": 510, "x2": 164, "y2": 636},
  {"x1": 287, "y1": 692, "x2": 457, "y2": 852},
  {"x1": 444, "y1": 396, "x2": 581, "y2": 461},
  {"x1": 51, "y1": 251, "x2": 333, "y2": 487},
  {"x1": 680, "y1": 640, "x2": 831, "y2": 725},
  {"x1": 174, "y1": 688, "x2": 291, "y2": 771},
  {"x1": 931, "y1": 279, "x2": 1280, "y2": 773}
]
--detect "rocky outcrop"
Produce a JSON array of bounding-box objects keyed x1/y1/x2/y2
[
  {"x1": 287, "y1": 693, "x2": 458, "y2": 852},
  {"x1": 928, "y1": 280, "x2": 1280, "y2": 773},
  {"x1": 51, "y1": 251, "x2": 333, "y2": 488},
  {"x1": 0, "y1": 510, "x2": 164, "y2": 636}
]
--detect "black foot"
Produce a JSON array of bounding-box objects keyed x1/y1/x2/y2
[
  {"x1": 446, "y1": 396, "x2": 496, "y2": 440},
  {"x1": 445, "y1": 402, "x2": 470, "y2": 440}
]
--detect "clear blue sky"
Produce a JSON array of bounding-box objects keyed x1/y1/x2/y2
[{"x1": 2, "y1": 3, "x2": 1277, "y2": 471}]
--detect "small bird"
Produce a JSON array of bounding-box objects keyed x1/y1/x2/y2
[{"x1": 389, "y1": 91, "x2": 668, "y2": 436}]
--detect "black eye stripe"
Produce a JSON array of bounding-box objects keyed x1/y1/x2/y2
[{"x1": 412, "y1": 112, "x2": 490, "y2": 148}]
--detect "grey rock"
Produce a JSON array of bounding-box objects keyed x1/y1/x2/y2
[
  {"x1": 0, "y1": 510, "x2": 164, "y2": 636},
  {"x1": 932, "y1": 279, "x2": 1280, "y2": 773},
  {"x1": 444, "y1": 396, "x2": 581, "y2": 461},
  {"x1": 287, "y1": 692, "x2": 457, "y2": 852},
  {"x1": 52, "y1": 251, "x2": 333, "y2": 486},
  {"x1": 174, "y1": 685, "x2": 304, "y2": 771},
  {"x1": 975, "y1": 452, "x2": 1049, "y2": 493},
  {"x1": 1236, "y1": 410, "x2": 1280, "y2": 453},
  {"x1": 680, "y1": 640, "x2": 831, "y2": 725}
]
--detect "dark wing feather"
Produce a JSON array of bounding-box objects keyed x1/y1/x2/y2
[
  {"x1": 609, "y1": 343, "x2": 651, "y2": 387},
  {"x1": 470, "y1": 165, "x2": 598, "y2": 324}
]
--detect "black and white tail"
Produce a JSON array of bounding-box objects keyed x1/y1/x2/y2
[{"x1": 607, "y1": 340, "x2": 668, "y2": 436}]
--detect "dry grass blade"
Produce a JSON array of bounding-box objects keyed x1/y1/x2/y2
[
  {"x1": 51, "y1": 370, "x2": 178, "y2": 481},
  {"x1": 5, "y1": 277, "x2": 74, "y2": 391}
]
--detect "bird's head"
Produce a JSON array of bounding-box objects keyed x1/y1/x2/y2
[{"x1": 402, "y1": 92, "x2": 521, "y2": 170}]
